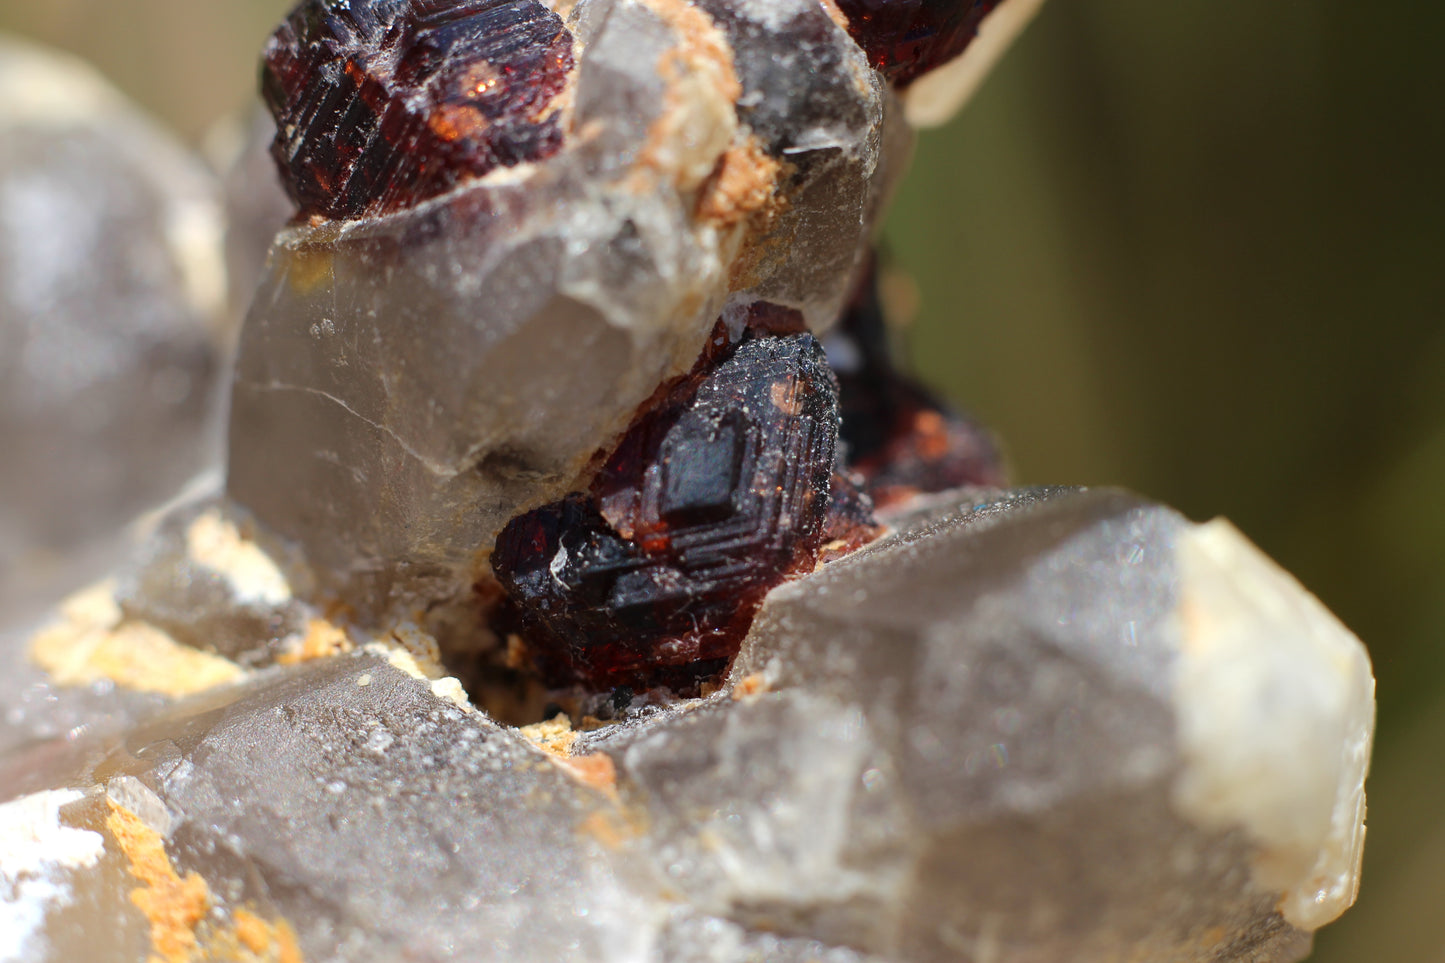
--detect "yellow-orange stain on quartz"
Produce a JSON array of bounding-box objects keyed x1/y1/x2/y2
[
  {"x1": 106, "y1": 801, "x2": 210, "y2": 963},
  {"x1": 520, "y1": 715, "x2": 620, "y2": 797},
  {"x1": 277, "y1": 618, "x2": 354, "y2": 665},
  {"x1": 105, "y1": 800, "x2": 306, "y2": 963},
  {"x1": 29, "y1": 581, "x2": 243, "y2": 697},
  {"x1": 558, "y1": 751, "x2": 619, "y2": 797},
  {"x1": 731, "y1": 673, "x2": 770, "y2": 700},
  {"x1": 696, "y1": 138, "x2": 786, "y2": 231}
]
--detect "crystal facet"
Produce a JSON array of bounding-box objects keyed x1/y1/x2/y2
[
  {"x1": 493, "y1": 326, "x2": 852, "y2": 691},
  {"x1": 262, "y1": 0, "x2": 575, "y2": 219},
  {"x1": 833, "y1": 0, "x2": 1003, "y2": 86}
]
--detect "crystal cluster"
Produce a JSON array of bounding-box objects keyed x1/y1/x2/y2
[{"x1": 0, "y1": 3, "x2": 1375, "y2": 963}]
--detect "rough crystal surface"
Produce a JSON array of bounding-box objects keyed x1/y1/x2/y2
[
  {"x1": 0, "y1": 488, "x2": 1372, "y2": 962},
  {"x1": 0, "y1": 39, "x2": 228, "y2": 629},
  {"x1": 493, "y1": 329, "x2": 847, "y2": 691},
  {"x1": 262, "y1": 0, "x2": 575, "y2": 219},
  {"x1": 0, "y1": 5, "x2": 1376, "y2": 962},
  {"x1": 229, "y1": 0, "x2": 902, "y2": 610}
]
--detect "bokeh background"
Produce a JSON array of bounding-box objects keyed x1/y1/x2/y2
[{"x1": 0, "y1": 0, "x2": 1439, "y2": 958}]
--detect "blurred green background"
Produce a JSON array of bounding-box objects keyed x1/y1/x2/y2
[{"x1": 0, "y1": 0, "x2": 1439, "y2": 958}]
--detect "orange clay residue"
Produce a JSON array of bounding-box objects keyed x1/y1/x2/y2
[
  {"x1": 106, "y1": 801, "x2": 209, "y2": 963},
  {"x1": 731, "y1": 673, "x2": 770, "y2": 700},
  {"x1": 218, "y1": 910, "x2": 305, "y2": 963},
  {"x1": 578, "y1": 810, "x2": 645, "y2": 851},
  {"x1": 558, "y1": 752, "x2": 619, "y2": 797},
  {"x1": 519, "y1": 713, "x2": 580, "y2": 758},
  {"x1": 105, "y1": 800, "x2": 306, "y2": 963},
  {"x1": 277, "y1": 618, "x2": 353, "y2": 666},
  {"x1": 696, "y1": 139, "x2": 786, "y2": 231}
]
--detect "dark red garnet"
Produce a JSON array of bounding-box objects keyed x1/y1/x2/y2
[
  {"x1": 492, "y1": 326, "x2": 859, "y2": 692},
  {"x1": 261, "y1": 0, "x2": 574, "y2": 220},
  {"x1": 829, "y1": 258, "x2": 1005, "y2": 507},
  {"x1": 833, "y1": 0, "x2": 1002, "y2": 87}
]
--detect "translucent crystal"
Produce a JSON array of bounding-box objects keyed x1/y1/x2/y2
[
  {"x1": 0, "y1": 38, "x2": 228, "y2": 628},
  {"x1": 0, "y1": 488, "x2": 1371, "y2": 963},
  {"x1": 228, "y1": 0, "x2": 904, "y2": 611}
]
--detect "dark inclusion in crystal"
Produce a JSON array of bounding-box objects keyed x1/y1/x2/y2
[
  {"x1": 262, "y1": 0, "x2": 574, "y2": 220},
  {"x1": 829, "y1": 259, "x2": 1005, "y2": 507},
  {"x1": 834, "y1": 0, "x2": 1003, "y2": 87},
  {"x1": 493, "y1": 322, "x2": 875, "y2": 692}
]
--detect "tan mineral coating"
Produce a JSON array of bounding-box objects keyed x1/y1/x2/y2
[
  {"x1": 275, "y1": 618, "x2": 353, "y2": 665},
  {"x1": 105, "y1": 800, "x2": 306, "y2": 963},
  {"x1": 106, "y1": 801, "x2": 211, "y2": 963},
  {"x1": 636, "y1": 0, "x2": 745, "y2": 192},
  {"x1": 28, "y1": 581, "x2": 244, "y2": 696}
]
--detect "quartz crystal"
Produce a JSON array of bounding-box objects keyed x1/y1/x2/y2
[
  {"x1": 228, "y1": 0, "x2": 903, "y2": 611},
  {"x1": 1, "y1": 488, "x2": 1372, "y2": 962},
  {"x1": 0, "y1": 39, "x2": 229, "y2": 630},
  {"x1": 0, "y1": 2, "x2": 1376, "y2": 962}
]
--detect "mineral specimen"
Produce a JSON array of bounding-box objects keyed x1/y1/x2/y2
[
  {"x1": 262, "y1": 0, "x2": 575, "y2": 219},
  {"x1": 0, "y1": 489, "x2": 1373, "y2": 963},
  {"x1": 228, "y1": 0, "x2": 903, "y2": 610},
  {"x1": 0, "y1": 38, "x2": 228, "y2": 630},
  {"x1": 0, "y1": 1, "x2": 1379, "y2": 962},
  {"x1": 493, "y1": 323, "x2": 867, "y2": 691}
]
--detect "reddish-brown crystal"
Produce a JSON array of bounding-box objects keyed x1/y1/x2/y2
[
  {"x1": 492, "y1": 325, "x2": 854, "y2": 692},
  {"x1": 833, "y1": 0, "x2": 1002, "y2": 87},
  {"x1": 831, "y1": 259, "x2": 1005, "y2": 506},
  {"x1": 261, "y1": 0, "x2": 574, "y2": 220}
]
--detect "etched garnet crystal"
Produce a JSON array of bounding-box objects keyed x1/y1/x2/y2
[
  {"x1": 834, "y1": 0, "x2": 1003, "y2": 86},
  {"x1": 261, "y1": 0, "x2": 574, "y2": 219},
  {"x1": 492, "y1": 325, "x2": 861, "y2": 692}
]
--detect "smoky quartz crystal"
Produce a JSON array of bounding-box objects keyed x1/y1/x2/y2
[{"x1": 0, "y1": 3, "x2": 1374, "y2": 962}]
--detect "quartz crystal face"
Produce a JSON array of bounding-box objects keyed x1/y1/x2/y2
[
  {"x1": 834, "y1": 0, "x2": 1003, "y2": 86},
  {"x1": 492, "y1": 325, "x2": 861, "y2": 691},
  {"x1": 0, "y1": 4, "x2": 1381, "y2": 961},
  {"x1": 262, "y1": 0, "x2": 574, "y2": 219}
]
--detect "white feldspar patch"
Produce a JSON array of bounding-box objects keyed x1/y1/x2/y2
[
  {"x1": 1171, "y1": 518, "x2": 1375, "y2": 931},
  {"x1": 903, "y1": 0, "x2": 1051, "y2": 128},
  {"x1": 185, "y1": 509, "x2": 293, "y2": 606},
  {"x1": 0, "y1": 790, "x2": 106, "y2": 963}
]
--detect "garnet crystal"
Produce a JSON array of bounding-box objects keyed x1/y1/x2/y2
[
  {"x1": 262, "y1": 0, "x2": 574, "y2": 220},
  {"x1": 833, "y1": 0, "x2": 1003, "y2": 87},
  {"x1": 492, "y1": 328, "x2": 853, "y2": 692}
]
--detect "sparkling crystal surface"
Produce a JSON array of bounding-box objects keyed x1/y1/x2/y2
[
  {"x1": 0, "y1": 4, "x2": 1376, "y2": 961},
  {"x1": 262, "y1": 0, "x2": 574, "y2": 219},
  {"x1": 0, "y1": 489, "x2": 1372, "y2": 962},
  {"x1": 229, "y1": 0, "x2": 902, "y2": 610},
  {"x1": 493, "y1": 330, "x2": 846, "y2": 691}
]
